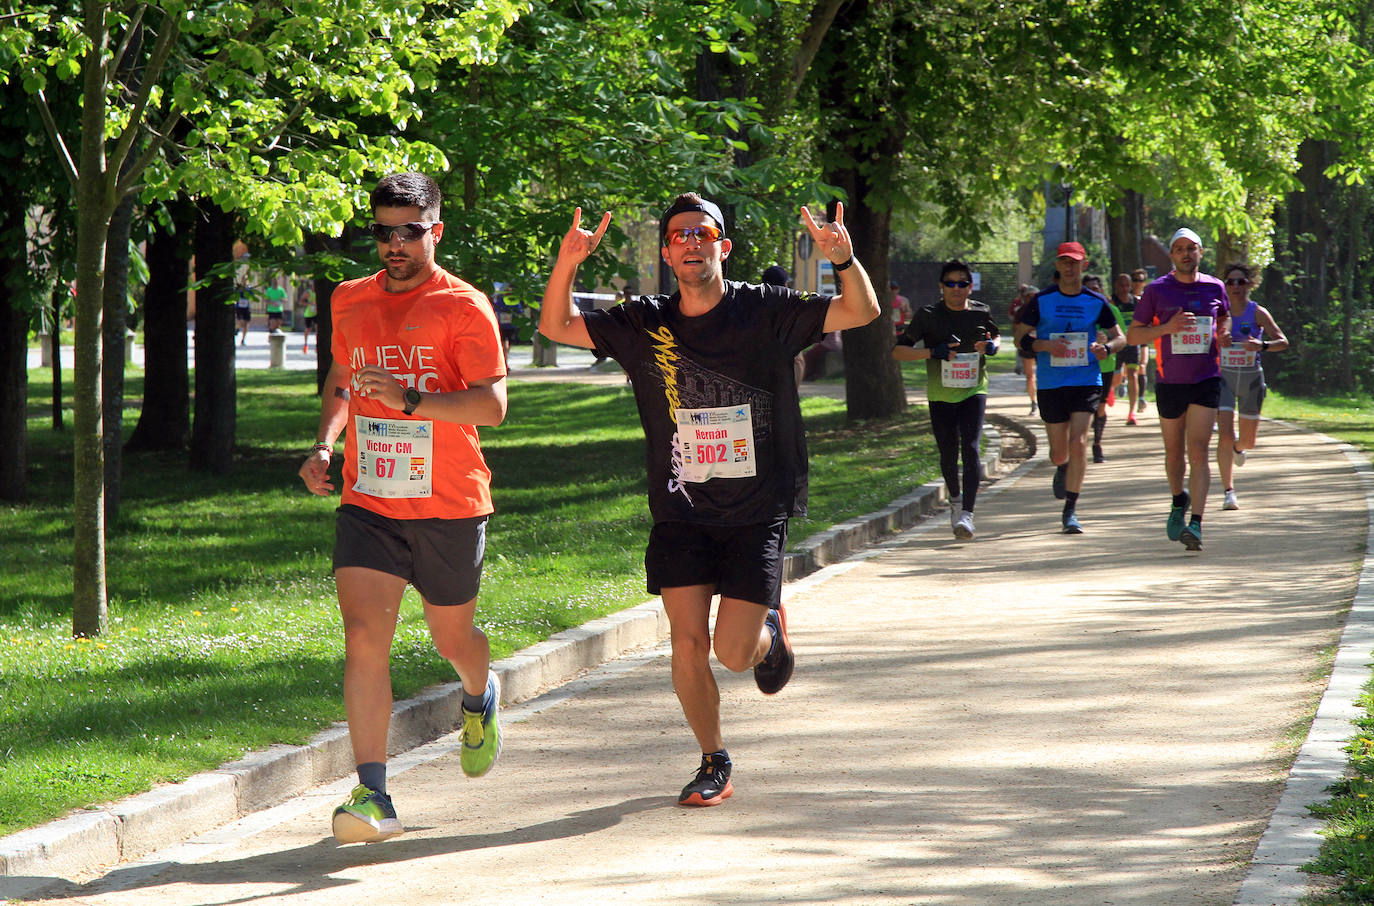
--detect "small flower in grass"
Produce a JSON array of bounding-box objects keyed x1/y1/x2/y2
[
  {"x1": 1360, "y1": 834, "x2": 1369, "y2": 841},
  {"x1": 193, "y1": 610, "x2": 203, "y2": 617},
  {"x1": 230, "y1": 607, "x2": 239, "y2": 613}
]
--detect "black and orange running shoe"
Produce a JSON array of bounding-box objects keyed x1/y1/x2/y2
[
  {"x1": 753, "y1": 605, "x2": 794, "y2": 695},
  {"x1": 678, "y1": 752, "x2": 733, "y2": 807}
]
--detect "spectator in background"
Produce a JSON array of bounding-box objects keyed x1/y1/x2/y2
[
  {"x1": 889, "y1": 280, "x2": 912, "y2": 338},
  {"x1": 299, "y1": 282, "x2": 317, "y2": 353}
]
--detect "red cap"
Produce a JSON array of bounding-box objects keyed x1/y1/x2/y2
[{"x1": 1055, "y1": 241, "x2": 1087, "y2": 261}]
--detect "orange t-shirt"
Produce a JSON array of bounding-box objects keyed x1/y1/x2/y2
[{"x1": 330, "y1": 268, "x2": 505, "y2": 520}]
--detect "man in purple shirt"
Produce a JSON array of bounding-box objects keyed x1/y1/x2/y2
[{"x1": 1127, "y1": 228, "x2": 1231, "y2": 551}]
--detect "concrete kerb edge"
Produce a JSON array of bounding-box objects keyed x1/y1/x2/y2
[
  {"x1": 1234, "y1": 424, "x2": 1374, "y2": 906},
  {"x1": 0, "y1": 417, "x2": 1034, "y2": 889}
]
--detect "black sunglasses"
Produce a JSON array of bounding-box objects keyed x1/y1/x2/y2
[
  {"x1": 1225, "y1": 277, "x2": 1250, "y2": 286},
  {"x1": 369, "y1": 221, "x2": 439, "y2": 243},
  {"x1": 942, "y1": 280, "x2": 972, "y2": 289}
]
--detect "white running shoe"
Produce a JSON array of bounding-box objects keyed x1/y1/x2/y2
[
  {"x1": 953, "y1": 511, "x2": 975, "y2": 540},
  {"x1": 1223, "y1": 489, "x2": 1240, "y2": 510},
  {"x1": 1234, "y1": 448, "x2": 1246, "y2": 466}
]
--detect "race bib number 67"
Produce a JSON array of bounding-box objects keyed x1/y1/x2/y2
[
  {"x1": 352, "y1": 415, "x2": 434, "y2": 498},
  {"x1": 675, "y1": 404, "x2": 757, "y2": 483}
]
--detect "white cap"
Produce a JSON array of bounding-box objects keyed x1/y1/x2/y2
[{"x1": 1169, "y1": 227, "x2": 1202, "y2": 248}]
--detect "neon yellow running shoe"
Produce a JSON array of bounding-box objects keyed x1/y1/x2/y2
[
  {"x1": 332, "y1": 784, "x2": 403, "y2": 844},
  {"x1": 461, "y1": 670, "x2": 502, "y2": 778}
]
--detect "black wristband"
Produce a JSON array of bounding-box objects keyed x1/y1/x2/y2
[
  {"x1": 1018, "y1": 332, "x2": 1037, "y2": 355},
  {"x1": 832, "y1": 257, "x2": 854, "y2": 272},
  {"x1": 1261, "y1": 339, "x2": 1270, "y2": 350}
]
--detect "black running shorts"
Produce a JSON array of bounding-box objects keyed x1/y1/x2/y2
[
  {"x1": 1036, "y1": 385, "x2": 1103, "y2": 425},
  {"x1": 1155, "y1": 377, "x2": 1222, "y2": 420},
  {"x1": 645, "y1": 519, "x2": 788, "y2": 609},
  {"x1": 333, "y1": 504, "x2": 486, "y2": 606}
]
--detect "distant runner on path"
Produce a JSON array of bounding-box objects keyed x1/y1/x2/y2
[
  {"x1": 1216, "y1": 262, "x2": 1289, "y2": 511},
  {"x1": 539, "y1": 194, "x2": 878, "y2": 807},
  {"x1": 1127, "y1": 228, "x2": 1231, "y2": 551},
  {"x1": 1014, "y1": 242, "x2": 1124, "y2": 534},
  {"x1": 298, "y1": 172, "x2": 508, "y2": 844},
  {"x1": 892, "y1": 259, "x2": 1000, "y2": 540}
]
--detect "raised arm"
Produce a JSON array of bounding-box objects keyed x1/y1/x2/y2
[
  {"x1": 540, "y1": 207, "x2": 611, "y2": 349},
  {"x1": 803, "y1": 202, "x2": 879, "y2": 333}
]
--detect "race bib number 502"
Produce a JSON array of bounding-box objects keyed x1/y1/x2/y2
[{"x1": 675, "y1": 404, "x2": 757, "y2": 483}]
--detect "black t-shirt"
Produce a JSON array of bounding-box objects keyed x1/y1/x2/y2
[
  {"x1": 583, "y1": 281, "x2": 831, "y2": 525},
  {"x1": 896, "y1": 300, "x2": 999, "y2": 352}
]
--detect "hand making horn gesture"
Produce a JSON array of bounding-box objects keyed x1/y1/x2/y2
[
  {"x1": 556, "y1": 206, "x2": 612, "y2": 268},
  {"x1": 800, "y1": 202, "x2": 855, "y2": 267}
]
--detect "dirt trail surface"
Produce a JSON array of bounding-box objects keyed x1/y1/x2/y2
[{"x1": 22, "y1": 373, "x2": 1369, "y2": 906}]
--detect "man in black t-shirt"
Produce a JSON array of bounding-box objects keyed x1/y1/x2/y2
[{"x1": 540, "y1": 194, "x2": 879, "y2": 807}]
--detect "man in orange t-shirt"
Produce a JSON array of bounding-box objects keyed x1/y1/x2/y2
[{"x1": 298, "y1": 172, "x2": 507, "y2": 844}]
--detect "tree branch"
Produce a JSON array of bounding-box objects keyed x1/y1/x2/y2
[
  {"x1": 104, "y1": 2, "x2": 147, "y2": 91},
  {"x1": 786, "y1": 0, "x2": 846, "y2": 108},
  {"x1": 107, "y1": 6, "x2": 181, "y2": 185},
  {"x1": 34, "y1": 89, "x2": 80, "y2": 189},
  {"x1": 117, "y1": 107, "x2": 183, "y2": 200}
]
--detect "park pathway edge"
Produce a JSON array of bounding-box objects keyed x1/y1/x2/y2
[
  {"x1": 1234, "y1": 425, "x2": 1374, "y2": 906},
  {"x1": 0, "y1": 416, "x2": 1022, "y2": 899}
]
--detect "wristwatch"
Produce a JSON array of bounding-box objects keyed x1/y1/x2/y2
[{"x1": 402, "y1": 387, "x2": 422, "y2": 415}]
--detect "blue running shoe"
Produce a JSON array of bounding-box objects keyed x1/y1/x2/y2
[
  {"x1": 1062, "y1": 513, "x2": 1083, "y2": 534},
  {"x1": 332, "y1": 784, "x2": 403, "y2": 844},
  {"x1": 1180, "y1": 520, "x2": 1202, "y2": 551},
  {"x1": 1166, "y1": 491, "x2": 1190, "y2": 541},
  {"x1": 461, "y1": 670, "x2": 502, "y2": 778}
]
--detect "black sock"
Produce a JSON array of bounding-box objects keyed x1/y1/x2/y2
[
  {"x1": 357, "y1": 761, "x2": 386, "y2": 796},
  {"x1": 1190, "y1": 513, "x2": 1203, "y2": 525},
  {"x1": 1172, "y1": 492, "x2": 1189, "y2": 509},
  {"x1": 1063, "y1": 491, "x2": 1079, "y2": 518}
]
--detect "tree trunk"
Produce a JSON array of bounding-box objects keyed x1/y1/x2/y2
[
  {"x1": 127, "y1": 196, "x2": 192, "y2": 451},
  {"x1": 305, "y1": 231, "x2": 342, "y2": 394},
  {"x1": 73, "y1": 199, "x2": 112, "y2": 639},
  {"x1": 72, "y1": 6, "x2": 114, "y2": 637},
  {"x1": 0, "y1": 186, "x2": 28, "y2": 502},
  {"x1": 50, "y1": 285, "x2": 64, "y2": 430},
  {"x1": 189, "y1": 199, "x2": 236, "y2": 472},
  {"x1": 1107, "y1": 188, "x2": 1144, "y2": 276},
  {"x1": 102, "y1": 194, "x2": 135, "y2": 524},
  {"x1": 831, "y1": 182, "x2": 906, "y2": 422}
]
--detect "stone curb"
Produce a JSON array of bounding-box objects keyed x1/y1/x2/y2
[
  {"x1": 1233, "y1": 427, "x2": 1374, "y2": 906},
  {"x1": 0, "y1": 420, "x2": 1029, "y2": 892}
]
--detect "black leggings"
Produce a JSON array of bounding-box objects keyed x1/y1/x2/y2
[{"x1": 929, "y1": 395, "x2": 986, "y2": 510}]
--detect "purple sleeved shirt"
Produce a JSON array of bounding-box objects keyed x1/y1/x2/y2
[{"x1": 1133, "y1": 273, "x2": 1228, "y2": 384}]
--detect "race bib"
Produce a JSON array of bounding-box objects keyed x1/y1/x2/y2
[
  {"x1": 1220, "y1": 345, "x2": 1257, "y2": 368},
  {"x1": 497, "y1": 311, "x2": 514, "y2": 325},
  {"x1": 352, "y1": 415, "x2": 433, "y2": 499},
  {"x1": 675, "y1": 404, "x2": 757, "y2": 482},
  {"x1": 1173, "y1": 316, "x2": 1213, "y2": 355},
  {"x1": 1050, "y1": 332, "x2": 1089, "y2": 367},
  {"x1": 941, "y1": 353, "x2": 980, "y2": 388}
]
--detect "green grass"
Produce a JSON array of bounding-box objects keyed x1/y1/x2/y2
[
  {"x1": 0, "y1": 369, "x2": 939, "y2": 835},
  {"x1": 1254, "y1": 388, "x2": 1374, "y2": 904}
]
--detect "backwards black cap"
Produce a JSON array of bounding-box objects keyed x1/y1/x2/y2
[{"x1": 659, "y1": 195, "x2": 726, "y2": 244}]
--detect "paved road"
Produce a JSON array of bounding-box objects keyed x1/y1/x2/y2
[{"x1": 18, "y1": 363, "x2": 1370, "y2": 905}]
